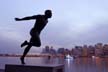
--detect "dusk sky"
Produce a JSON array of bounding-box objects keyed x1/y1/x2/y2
[{"x1": 0, "y1": 0, "x2": 108, "y2": 54}]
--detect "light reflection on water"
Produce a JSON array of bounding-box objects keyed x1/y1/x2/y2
[{"x1": 0, "y1": 57, "x2": 108, "y2": 72}]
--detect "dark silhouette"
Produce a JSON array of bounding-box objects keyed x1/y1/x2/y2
[{"x1": 15, "y1": 10, "x2": 52, "y2": 64}]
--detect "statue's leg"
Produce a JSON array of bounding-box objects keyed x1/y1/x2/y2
[
  {"x1": 21, "y1": 40, "x2": 28, "y2": 47},
  {"x1": 20, "y1": 44, "x2": 32, "y2": 64},
  {"x1": 30, "y1": 32, "x2": 41, "y2": 47}
]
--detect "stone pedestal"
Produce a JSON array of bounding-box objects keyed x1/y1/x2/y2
[{"x1": 5, "y1": 64, "x2": 64, "y2": 72}]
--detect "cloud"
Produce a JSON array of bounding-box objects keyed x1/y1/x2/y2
[{"x1": 1, "y1": 0, "x2": 108, "y2": 51}]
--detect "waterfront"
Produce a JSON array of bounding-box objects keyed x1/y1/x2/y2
[{"x1": 0, "y1": 57, "x2": 108, "y2": 72}]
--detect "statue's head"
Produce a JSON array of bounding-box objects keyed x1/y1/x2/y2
[{"x1": 45, "y1": 10, "x2": 52, "y2": 18}]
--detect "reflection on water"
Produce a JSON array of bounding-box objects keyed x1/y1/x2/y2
[
  {"x1": 65, "y1": 57, "x2": 108, "y2": 72},
  {"x1": 0, "y1": 57, "x2": 108, "y2": 72}
]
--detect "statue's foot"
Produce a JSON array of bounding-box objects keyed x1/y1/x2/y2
[
  {"x1": 20, "y1": 57, "x2": 25, "y2": 64},
  {"x1": 21, "y1": 41, "x2": 27, "y2": 48}
]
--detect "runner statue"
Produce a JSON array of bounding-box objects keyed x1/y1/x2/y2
[{"x1": 15, "y1": 10, "x2": 52, "y2": 64}]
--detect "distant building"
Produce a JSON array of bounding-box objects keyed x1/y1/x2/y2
[
  {"x1": 73, "y1": 46, "x2": 82, "y2": 57},
  {"x1": 88, "y1": 45, "x2": 95, "y2": 56},
  {"x1": 95, "y1": 43, "x2": 103, "y2": 56},
  {"x1": 103, "y1": 44, "x2": 108, "y2": 56},
  {"x1": 82, "y1": 45, "x2": 88, "y2": 57},
  {"x1": 64, "y1": 49, "x2": 70, "y2": 55},
  {"x1": 57, "y1": 48, "x2": 65, "y2": 55},
  {"x1": 42, "y1": 46, "x2": 50, "y2": 54},
  {"x1": 49, "y1": 46, "x2": 56, "y2": 55}
]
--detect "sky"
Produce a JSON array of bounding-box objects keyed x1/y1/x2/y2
[{"x1": 0, "y1": 0, "x2": 108, "y2": 54}]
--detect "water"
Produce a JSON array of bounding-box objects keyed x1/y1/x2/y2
[{"x1": 0, "y1": 57, "x2": 108, "y2": 72}]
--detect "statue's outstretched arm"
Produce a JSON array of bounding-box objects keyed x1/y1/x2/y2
[{"x1": 15, "y1": 15, "x2": 37, "y2": 21}]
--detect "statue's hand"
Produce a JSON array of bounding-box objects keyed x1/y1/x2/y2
[{"x1": 15, "y1": 18, "x2": 20, "y2": 21}]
